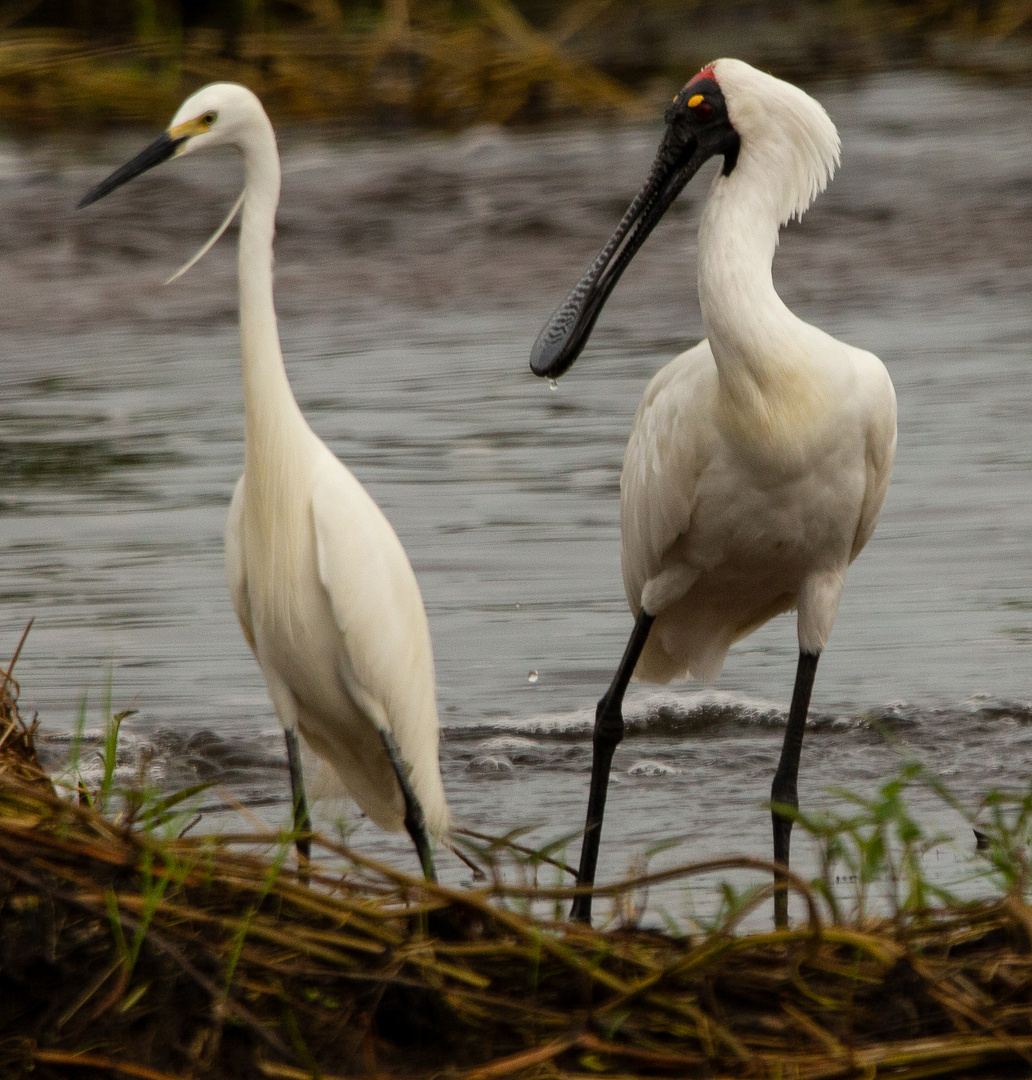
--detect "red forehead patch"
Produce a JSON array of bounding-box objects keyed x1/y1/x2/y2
[{"x1": 685, "y1": 64, "x2": 717, "y2": 91}]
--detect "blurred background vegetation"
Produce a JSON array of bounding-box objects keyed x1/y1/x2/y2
[{"x1": 1, "y1": 0, "x2": 1032, "y2": 131}]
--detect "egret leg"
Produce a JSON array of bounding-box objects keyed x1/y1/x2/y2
[
  {"x1": 284, "y1": 727, "x2": 312, "y2": 873},
  {"x1": 771, "y1": 650, "x2": 820, "y2": 928},
  {"x1": 378, "y1": 731, "x2": 437, "y2": 883},
  {"x1": 571, "y1": 610, "x2": 655, "y2": 924}
]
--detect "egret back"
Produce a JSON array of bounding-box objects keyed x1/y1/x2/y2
[{"x1": 311, "y1": 453, "x2": 448, "y2": 837}]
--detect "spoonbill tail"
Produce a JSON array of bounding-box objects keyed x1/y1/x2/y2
[
  {"x1": 531, "y1": 60, "x2": 896, "y2": 924},
  {"x1": 79, "y1": 84, "x2": 449, "y2": 879}
]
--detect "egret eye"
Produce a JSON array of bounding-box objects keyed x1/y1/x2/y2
[{"x1": 202, "y1": 111, "x2": 217, "y2": 127}]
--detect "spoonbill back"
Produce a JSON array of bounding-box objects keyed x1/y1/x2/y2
[
  {"x1": 79, "y1": 84, "x2": 449, "y2": 878},
  {"x1": 531, "y1": 59, "x2": 897, "y2": 923}
]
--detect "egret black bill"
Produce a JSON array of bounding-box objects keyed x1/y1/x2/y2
[
  {"x1": 78, "y1": 131, "x2": 186, "y2": 209},
  {"x1": 530, "y1": 76, "x2": 740, "y2": 380}
]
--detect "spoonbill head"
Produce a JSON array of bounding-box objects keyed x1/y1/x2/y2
[
  {"x1": 80, "y1": 83, "x2": 450, "y2": 880},
  {"x1": 532, "y1": 60, "x2": 896, "y2": 924}
]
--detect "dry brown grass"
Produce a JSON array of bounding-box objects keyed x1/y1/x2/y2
[
  {"x1": 4, "y1": 632, "x2": 1032, "y2": 1079},
  {"x1": 0, "y1": 1, "x2": 641, "y2": 132},
  {"x1": 7, "y1": 0, "x2": 1032, "y2": 133}
]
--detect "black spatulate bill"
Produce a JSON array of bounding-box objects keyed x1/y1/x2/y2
[{"x1": 530, "y1": 77, "x2": 739, "y2": 381}]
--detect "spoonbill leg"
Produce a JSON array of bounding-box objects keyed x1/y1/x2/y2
[
  {"x1": 571, "y1": 610, "x2": 655, "y2": 923},
  {"x1": 771, "y1": 650, "x2": 820, "y2": 927}
]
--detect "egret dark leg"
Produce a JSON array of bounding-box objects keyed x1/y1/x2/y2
[
  {"x1": 771, "y1": 650, "x2": 820, "y2": 928},
  {"x1": 404, "y1": 804, "x2": 436, "y2": 884},
  {"x1": 571, "y1": 610, "x2": 655, "y2": 924},
  {"x1": 379, "y1": 731, "x2": 437, "y2": 883},
  {"x1": 284, "y1": 727, "x2": 312, "y2": 873}
]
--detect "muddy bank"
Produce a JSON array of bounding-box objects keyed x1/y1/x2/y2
[{"x1": 6, "y1": 676, "x2": 1032, "y2": 1080}]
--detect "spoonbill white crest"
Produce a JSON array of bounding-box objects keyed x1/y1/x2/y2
[
  {"x1": 79, "y1": 84, "x2": 449, "y2": 879},
  {"x1": 531, "y1": 60, "x2": 897, "y2": 924}
]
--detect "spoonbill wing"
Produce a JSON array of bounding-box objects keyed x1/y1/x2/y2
[
  {"x1": 620, "y1": 342, "x2": 718, "y2": 615},
  {"x1": 849, "y1": 362, "x2": 897, "y2": 563}
]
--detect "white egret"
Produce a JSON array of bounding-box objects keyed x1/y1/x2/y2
[
  {"x1": 531, "y1": 60, "x2": 897, "y2": 924},
  {"x1": 79, "y1": 84, "x2": 449, "y2": 878}
]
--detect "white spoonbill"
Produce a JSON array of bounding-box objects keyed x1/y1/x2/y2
[
  {"x1": 531, "y1": 60, "x2": 896, "y2": 924},
  {"x1": 79, "y1": 84, "x2": 449, "y2": 879}
]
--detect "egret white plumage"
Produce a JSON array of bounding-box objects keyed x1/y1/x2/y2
[
  {"x1": 79, "y1": 83, "x2": 449, "y2": 878},
  {"x1": 531, "y1": 60, "x2": 897, "y2": 924}
]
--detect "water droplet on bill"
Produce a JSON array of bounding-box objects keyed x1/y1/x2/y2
[{"x1": 527, "y1": 670, "x2": 539, "y2": 683}]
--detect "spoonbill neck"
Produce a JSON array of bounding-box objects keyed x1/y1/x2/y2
[
  {"x1": 697, "y1": 173, "x2": 807, "y2": 398},
  {"x1": 235, "y1": 122, "x2": 307, "y2": 470}
]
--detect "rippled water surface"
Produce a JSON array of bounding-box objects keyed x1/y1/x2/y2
[{"x1": 2, "y1": 73, "x2": 1031, "y2": 918}]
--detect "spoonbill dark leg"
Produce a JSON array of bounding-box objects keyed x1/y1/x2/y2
[
  {"x1": 284, "y1": 727, "x2": 313, "y2": 871},
  {"x1": 571, "y1": 610, "x2": 655, "y2": 923},
  {"x1": 771, "y1": 650, "x2": 820, "y2": 927},
  {"x1": 379, "y1": 730, "x2": 438, "y2": 883}
]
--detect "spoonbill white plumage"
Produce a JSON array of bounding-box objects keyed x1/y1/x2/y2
[
  {"x1": 531, "y1": 59, "x2": 897, "y2": 924},
  {"x1": 79, "y1": 83, "x2": 449, "y2": 878}
]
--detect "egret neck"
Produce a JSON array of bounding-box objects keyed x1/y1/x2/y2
[{"x1": 236, "y1": 119, "x2": 312, "y2": 595}]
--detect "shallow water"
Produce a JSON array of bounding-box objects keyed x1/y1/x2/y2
[{"x1": 2, "y1": 72, "x2": 1031, "y2": 921}]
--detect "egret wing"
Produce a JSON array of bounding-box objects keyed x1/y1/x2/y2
[
  {"x1": 310, "y1": 456, "x2": 448, "y2": 836},
  {"x1": 224, "y1": 476, "x2": 257, "y2": 653}
]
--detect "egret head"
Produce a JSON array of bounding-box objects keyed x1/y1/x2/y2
[
  {"x1": 78, "y1": 83, "x2": 265, "y2": 208},
  {"x1": 529, "y1": 59, "x2": 839, "y2": 380}
]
